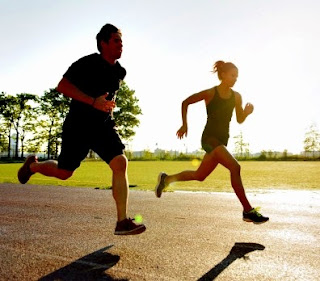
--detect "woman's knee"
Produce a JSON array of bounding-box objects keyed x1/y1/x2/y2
[
  {"x1": 57, "y1": 170, "x2": 73, "y2": 180},
  {"x1": 194, "y1": 171, "x2": 208, "y2": 182},
  {"x1": 230, "y1": 162, "x2": 241, "y2": 174}
]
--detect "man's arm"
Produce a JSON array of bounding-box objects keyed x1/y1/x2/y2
[
  {"x1": 56, "y1": 77, "x2": 95, "y2": 105},
  {"x1": 56, "y1": 77, "x2": 115, "y2": 113}
]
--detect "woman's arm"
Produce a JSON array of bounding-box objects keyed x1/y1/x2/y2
[
  {"x1": 176, "y1": 89, "x2": 211, "y2": 139},
  {"x1": 234, "y1": 92, "x2": 254, "y2": 124}
]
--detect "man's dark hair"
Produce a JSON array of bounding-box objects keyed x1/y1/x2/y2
[{"x1": 96, "y1": 23, "x2": 121, "y2": 52}]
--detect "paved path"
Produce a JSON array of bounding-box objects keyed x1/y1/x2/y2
[{"x1": 0, "y1": 183, "x2": 320, "y2": 280}]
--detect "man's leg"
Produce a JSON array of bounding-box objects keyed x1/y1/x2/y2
[
  {"x1": 30, "y1": 160, "x2": 73, "y2": 180},
  {"x1": 18, "y1": 155, "x2": 73, "y2": 184},
  {"x1": 109, "y1": 154, "x2": 128, "y2": 222},
  {"x1": 109, "y1": 154, "x2": 146, "y2": 235}
]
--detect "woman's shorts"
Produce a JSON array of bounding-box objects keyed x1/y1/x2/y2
[{"x1": 201, "y1": 134, "x2": 228, "y2": 153}]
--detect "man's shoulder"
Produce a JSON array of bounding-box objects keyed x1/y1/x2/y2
[
  {"x1": 67, "y1": 53, "x2": 126, "y2": 80},
  {"x1": 115, "y1": 61, "x2": 126, "y2": 80},
  {"x1": 73, "y1": 53, "x2": 101, "y2": 65},
  {"x1": 66, "y1": 53, "x2": 105, "y2": 75},
  {"x1": 64, "y1": 53, "x2": 98, "y2": 77}
]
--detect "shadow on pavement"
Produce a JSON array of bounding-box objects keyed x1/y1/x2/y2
[
  {"x1": 39, "y1": 245, "x2": 128, "y2": 281},
  {"x1": 197, "y1": 242, "x2": 265, "y2": 281}
]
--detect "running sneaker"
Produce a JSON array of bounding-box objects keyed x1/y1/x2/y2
[
  {"x1": 114, "y1": 218, "x2": 146, "y2": 235},
  {"x1": 243, "y1": 207, "x2": 269, "y2": 224},
  {"x1": 155, "y1": 172, "x2": 168, "y2": 198},
  {"x1": 18, "y1": 155, "x2": 38, "y2": 184}
]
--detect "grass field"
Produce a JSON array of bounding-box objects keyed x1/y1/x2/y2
[{"x1": 1, "y1": 161, "x2": 319, "y2": 192}]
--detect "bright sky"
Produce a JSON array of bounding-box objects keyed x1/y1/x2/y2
[{"x1": 1, "y1": 0, "x2": 319, "y2": 154}]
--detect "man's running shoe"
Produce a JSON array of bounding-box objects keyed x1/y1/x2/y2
[
  {"x1": 155, "y1": 172, "x2": 168, "y2": 198},
  {"x1": 243, "y1": 207, "x2": 269, "y2": 224},
  {"x1": 114, "y1": 218, "x2": 146, "y2": 235},
  {"x1": 18, "y1": 155, "x2": 38, "y2": 184}
]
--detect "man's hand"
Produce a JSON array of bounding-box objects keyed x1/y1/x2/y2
[{"x1": 92, "y1": 93, "x2": 116, "y2": 113}]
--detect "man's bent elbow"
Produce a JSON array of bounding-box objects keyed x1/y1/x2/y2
[{"x1": 56, "y1": 77, "x2": 72, "y2": 94}]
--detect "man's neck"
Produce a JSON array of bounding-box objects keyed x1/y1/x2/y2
[{"x1": 100, "y1": 53, "x2": 117, "y2": 65}]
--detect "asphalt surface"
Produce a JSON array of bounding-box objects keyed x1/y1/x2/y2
[{"x1": 0, "y1": 183, "x2": 320, "y2": 281}]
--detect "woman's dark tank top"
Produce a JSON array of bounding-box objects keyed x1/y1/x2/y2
[{"x1": 202, "y1": 86, "x2": 235, "y2": 142}]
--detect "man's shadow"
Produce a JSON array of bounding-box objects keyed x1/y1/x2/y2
[
  {"x1": 198, "y1": 242, "x2": 265, "y2": 281},
  {"x1": 39, "y1": 245, "x2": 127, "y2": 281}
]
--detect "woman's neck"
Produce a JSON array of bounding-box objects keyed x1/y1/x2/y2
[{"x1": 217, "y1": 84, "x2": 231, "y2": 97}]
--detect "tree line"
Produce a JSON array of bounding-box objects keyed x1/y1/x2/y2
[
  {"x1": 232, "y1": 127, "x2": 320, "y2": 160},
  {"x1": 0, "y1": 82, "x2": 141, "y2": 160}
]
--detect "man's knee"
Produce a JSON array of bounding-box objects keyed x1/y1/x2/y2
[{"x1": 109, "y1": 154, "x2": 128, "y2": 173}]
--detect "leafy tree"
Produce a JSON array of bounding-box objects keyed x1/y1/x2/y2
[
  {"x1": 258, "y1": 150, "x2": 267, "y2": 161},
  {"x1": 19, "y1": 107, "x2": 39, "y2": 158},
  {"x1": 233, "y1": 131, "x2": 249, "y2": 158},
  {"x1": 304, "y1": 124, "x2": 320, "y2": 158},
  {"x1": 142, "y1": 149, "x2": 153, "y2": 160},
  {"x1": 13, "y1": 93, "x2": 38, "y2": 158},
  {"x1": 0, "y1": 92, "x2": 14, "y2": 157},
  {"x1": 267, "y1": 150, "x2": 275, "y2": 159},
  {"x1": 0, "y1": 118, "x2": 11, "y2": 157},
  {"x1": 282, "y1": 149, "x2": 288, "y2": 160},
  {"x1": 0, "y1": 81, "x2": 141, "y2": 159},
  {"x1": 34, "y1": 88, "x2": 70, "y2": 159},
  {"x1": 0, "y1": 92, "x2": 37, "y2": 158},
  {"x1": 0, "y1": 122, "x2": 9, "y2": 154},
  {"x1": 113, "y1": 82, "x2": 142, "y2": 140}
]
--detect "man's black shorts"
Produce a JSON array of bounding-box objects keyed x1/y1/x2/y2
[{"x1": 58, "y1": 118, "x2": 125, "y2": 171}]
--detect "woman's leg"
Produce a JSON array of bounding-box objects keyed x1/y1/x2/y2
[
  {"x1": 212, "y1": 145, "x2": 252, "y2": 212},
  {"x1": 155, "y1": 153, "x2": 218, "y2": 197},
  {"x1": 165, "y1": 153, "x2": 219, "y2": 185}
]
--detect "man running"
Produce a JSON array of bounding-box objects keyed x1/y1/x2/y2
[{"x1": 18, "y1": 23, "x2": 146, "y2": 235}]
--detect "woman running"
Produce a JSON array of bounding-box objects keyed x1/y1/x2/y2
[{"x1": 155, "y1": 60, "x2": 269, "y2": 224}]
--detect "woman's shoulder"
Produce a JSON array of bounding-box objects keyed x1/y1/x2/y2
[
  {"x1": 202, "y1": 87, "x2": 216, "y2": 96},
  {"x1": 232, "y1": 90, "x2": 243, "y2": 105},
  {"x1": 201, "y1": 87, "x2": 216, "y2": 104},
  {"x1": 232, "y1": 90, "x2": 241, "y2": 98}
]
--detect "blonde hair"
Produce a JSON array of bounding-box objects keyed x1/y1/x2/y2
[{"x1": 213, "y1": 61, "x2": 237, "y2": 80}]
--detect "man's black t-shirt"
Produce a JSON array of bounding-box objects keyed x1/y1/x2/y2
[{"x1": 63, "y1": 53, "x2": 126, "y2": 123}]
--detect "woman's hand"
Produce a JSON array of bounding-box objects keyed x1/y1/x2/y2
[
  {"x1": 176, "y1": 124, "x2": 188, "y2": 139},
  {"x1": 92, "y1": 93, "x2": 116, "y2": 113},
  {"x1": 244, "y1": 102, "x2": 254, "y2": 116}
]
